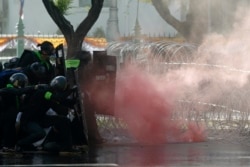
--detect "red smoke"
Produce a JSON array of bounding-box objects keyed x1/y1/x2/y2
[{"x1": 115, "y1": 65, "x2": 206, "y2": 144}]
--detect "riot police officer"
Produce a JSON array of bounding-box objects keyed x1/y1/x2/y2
[
  {"x1": 17, "y1": 76, "x2": 76, "y2": 152},
  {"x1": 0, "y1": 73, "x2": 31, "y2": 152},
  {"x1": 0, "y1": 62, "x2": 47, "y2": 88},
  {"x1": 15, "y1": 41, "x2": 55, "y2": 83}
]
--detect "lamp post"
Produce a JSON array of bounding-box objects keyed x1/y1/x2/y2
[{"x1": 16, "y1": 0, "x2": 25, "y2": 57}]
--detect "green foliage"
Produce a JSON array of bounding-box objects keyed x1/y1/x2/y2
[{"x1": 53, "y1": 0, "x2": 73, "y2": 15}]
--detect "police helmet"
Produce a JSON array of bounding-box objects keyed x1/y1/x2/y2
[
  {"x1": 50, "y1": 76, "x2": 67, "y2": 91},
  {"x1": 5, "y1": 57, "x2": 20, "y2": 69},
  {"x1": 30, "y1": 62, "x2": 46, "y2": 76},
  {"x1": 37, "y1": 41, "x2": 55, "y2": 56},
  {"x1": 9, "y1": 73, "x2": 28, "y2": 88}
]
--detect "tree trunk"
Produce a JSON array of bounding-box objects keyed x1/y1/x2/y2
[
  {"x1": 42, "y1": 0, "x2": 104, "y2": 58},
  {"x1": 42, "y1": 0, "x2": 105, "y2": 144},
  {"x1": 151, "y1": 0, "x2": 209, "y2": 44}
]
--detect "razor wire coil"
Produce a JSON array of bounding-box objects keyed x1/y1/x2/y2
[{"x1": 96, "y1": 41, "x2": 250, "y2": 143}]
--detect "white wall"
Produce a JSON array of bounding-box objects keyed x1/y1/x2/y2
[
  {"x1": 117, "y1": 1, "x2": 178, "y2": 36},
  {"x1": 6, "y1": 0, "x2": 179, "y2": 37},
  {"x1": 8, "y1": 0, "x2": 58, "y2": 34}
]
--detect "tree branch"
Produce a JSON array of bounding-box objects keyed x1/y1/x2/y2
[
  {"x1": 42, "y1": 0, "x2": 74, "y2": 42},
  {"x1": 151, "y1": 0, "x2": 189, "y2": 38},
  {"x1": 75, "y1": 0, "x2": 104, "y2": 39}
]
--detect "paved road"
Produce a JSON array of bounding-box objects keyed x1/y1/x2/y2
[{"x1": 1, "y1": 140, "x2": 250, "y2": 166}]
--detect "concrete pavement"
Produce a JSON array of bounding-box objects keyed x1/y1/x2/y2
[{"x1": 1, "y1": 139, "x2": 250, "y2": 166}]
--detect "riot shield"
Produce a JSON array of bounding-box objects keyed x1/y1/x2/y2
[
  {"x1": 55, "y1": 44, "x2": 66, "y2": 76},
  {"x1": 65, "y1": 59, "x2": 89, "y2": 145},
  {"x1": 87, "y1": 51, "x2": 117, "y2": 116}
]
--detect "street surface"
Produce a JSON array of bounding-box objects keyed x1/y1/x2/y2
[{"x1": 1, "y1": 139, "x2": 250, "y2": 166}]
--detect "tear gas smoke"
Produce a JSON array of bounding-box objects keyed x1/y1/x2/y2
[
  {"x1": 105, "y1": 7, "x2": 250, "y2": 144},
  {"x1": 83, "y1": 5, "x2": 250, "y2": 145},
  {"x1": 114, "y1": 64, "x2": 206, "y2": 144}
]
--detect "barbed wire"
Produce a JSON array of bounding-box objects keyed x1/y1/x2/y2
[{"x1": 98, "y1": 41, "x2": 250, "y2": 144}]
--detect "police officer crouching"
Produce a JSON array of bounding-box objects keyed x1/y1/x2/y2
[
  {"x1": 16, "y1": 75, "x2": 78, "y2": 153},
  {"x1": 0, "y1": 73, "x2": 33, "y2": 152}
]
